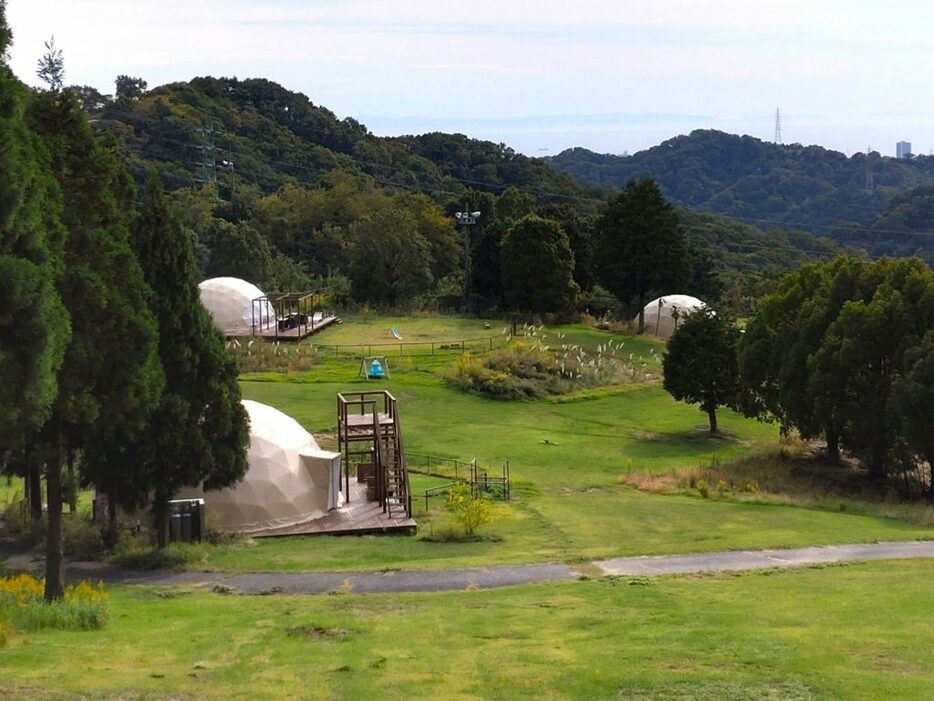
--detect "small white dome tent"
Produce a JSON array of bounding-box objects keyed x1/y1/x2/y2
[
  {"x1": 178, "y1": 400, "x2": 341, "y2": 533},
  {"x1": 636, "y1": 294, "x2": 706, "y2": 339},
  {"x1": 198, "y1": 277, "x2": 274, "y2": 335}
]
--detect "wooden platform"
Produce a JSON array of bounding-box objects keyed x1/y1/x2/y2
[
  {"x1": 225, "y1": 315, "x2": 339, "y2": 342},
  {"x1": 251, "y1": 482, "x2": 416, "y2": 537}
]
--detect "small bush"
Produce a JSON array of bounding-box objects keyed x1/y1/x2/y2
[
  {"x1": 445, "y1": 484, "x2": 494, "y2": 536},
  {"x1": 0, "y1": 573, "x2": 109, "y2": 635}
]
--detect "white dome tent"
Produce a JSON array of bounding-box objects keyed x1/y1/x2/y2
[
  {"x1": 178, "y1": 400, "x2": 341, "y2": 534},
  {"x1": 198, "y1": 277, "x2": 274, "y2": 335},
  {"x1": 636, "y1": 295, "x2": 707, "y2": 339}
]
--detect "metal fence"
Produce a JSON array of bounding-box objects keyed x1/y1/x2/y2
[{"x1": 311, "y1": 335, "x2": 505, "y2": 359}]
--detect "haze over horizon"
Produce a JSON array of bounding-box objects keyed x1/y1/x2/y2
[{"x1": 7, "y1": 0, "x2": 934, "y2": 158}]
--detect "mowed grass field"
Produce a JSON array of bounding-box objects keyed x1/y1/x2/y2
[
  {"x1": 187, "y1": 315, "x2": 934, "y2": 573},
  {"x1": 4, "y1": 560, "x2": 934, "y2": 700}
]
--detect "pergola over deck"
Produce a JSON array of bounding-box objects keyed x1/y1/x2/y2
[{"x1": 248, "y1": 290, "x2": 338, "y2": 340}]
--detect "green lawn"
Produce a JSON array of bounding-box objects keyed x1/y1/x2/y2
[
  {"x1": 200, "y1": 319, "x2": 934, "y2": 573},
  {"x1": 4, "y1": 560, "x2": 934, "y2": 700}
]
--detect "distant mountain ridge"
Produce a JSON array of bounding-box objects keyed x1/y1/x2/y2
[{"x1": 549, "y1": 130, "x2": 934, "y2": 259}]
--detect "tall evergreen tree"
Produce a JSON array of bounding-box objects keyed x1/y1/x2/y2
[
  {"x1": 0, "y1": 3, "x2": 69, "y2": 448},
  {"x1": 132, "y1": 174, "x2": 249, "y2": 547},
  {"x1": 26, "y1": 87, "x2": 162, "y2": 601},
  {"x1": 594, "y1": 178, "x2": 689, "y2": 332}
]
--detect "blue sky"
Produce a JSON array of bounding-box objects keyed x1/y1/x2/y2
[{"x1": 7, "y1": 0, "x2": 934, "y2": 157}]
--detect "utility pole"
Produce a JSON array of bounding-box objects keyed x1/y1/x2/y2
[{"x1": 454, "y1": 206, "x2": 480, "y2": 311}]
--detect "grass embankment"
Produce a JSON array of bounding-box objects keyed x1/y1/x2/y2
[{"x1": 3, "y1": 560, "x2": 933, "y2": 700}]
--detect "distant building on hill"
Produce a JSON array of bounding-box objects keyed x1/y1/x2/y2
[{"x1": 896, "y1": 141, "x2": 913, "y2": 160}]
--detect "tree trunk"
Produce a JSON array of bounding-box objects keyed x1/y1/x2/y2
[
  {"x1": 868, "y1": 441, "x2": 887, "y2": 482},
  {"x1": 27, "y1": 459, "x2": 43, "y2": 520},
  {"x1": 103, "y1": 497, "x2": 119, "y2": 549},
  {"x1": 707, "y1": 406, "x2": 718, "y2": 434},
  {"x1": 825, "y1": 427, "x2": 840, "y2": 465},
  {"x1": 927, "y1": 457, "x2": 934, "y2": 503},
  {"x1": 637, "y1": 293, "x2": 646, "y2": 334},
  {"x1": 153, "y1": 491, "x2": 170, "y2": 549},
  {"x1": 44, "y1": 420, "x2": 66, "y2": 602}
]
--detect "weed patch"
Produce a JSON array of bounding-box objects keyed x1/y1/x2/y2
[{"x1": 0, "y1": 573, "x2": 109, "y2": 635}]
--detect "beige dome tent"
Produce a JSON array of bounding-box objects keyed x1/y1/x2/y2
[
  {"x1": 636, "y1": 294, "x2": 706, "y2": 338},
  {"x1": 198, "y1": 277, "x2": 274, "y2": 335},
  {"x1": 178, "y1": 400, "x2": 341, "y2": 533}
]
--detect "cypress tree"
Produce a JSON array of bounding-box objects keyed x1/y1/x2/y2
[
  {"x1": 0, "y1": 3, "x2": 69, "y2": 446},
  {"x1": 26, "y1": 87, "x2": 162, "y2": 601},
  {"x1": 0, "y1": 3, "x2": 70, "y2": 520},
  {"x1": 133, "y1": 174, "x2": 249, "y2": 548}
]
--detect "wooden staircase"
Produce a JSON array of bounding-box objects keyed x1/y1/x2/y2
[{"x1": 337, "y1": 391, "x2": 412, "y2": 519}]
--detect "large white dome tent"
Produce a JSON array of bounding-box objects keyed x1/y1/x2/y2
[
  {"x1": 178, "y1": 400, "x2": 341, "y2": 533},
  {"x1": 635, "y1": 294, "x2": 707, "y2": 339},
  {"x1": 198, "y1": 277, "x2": 274, "y2": 335}
]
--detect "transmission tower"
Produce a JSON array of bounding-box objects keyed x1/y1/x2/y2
[
  {"x1": 774, "y1": 108, "x2": 782, "y2": 145},
  {"x1": 195, "y1": 117, "x2": 223, "y2": 193}
]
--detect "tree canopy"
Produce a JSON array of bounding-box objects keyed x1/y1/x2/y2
[
  {"x1": 662, "y1": 307, "x2": 740, "y2": 433},
  {"x1": 594, "y1": 177, "x2": 689, "y2": 331},
  {"x1": 500, "y1": 214, "x2": 578, "y2": 318}
]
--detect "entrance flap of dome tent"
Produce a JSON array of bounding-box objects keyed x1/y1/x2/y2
[{"x1": 299, "y1": 448, "x2": 342, "y2": 511}]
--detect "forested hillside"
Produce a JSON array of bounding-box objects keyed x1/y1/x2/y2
[
  {"x1": 75, "y1": 76, "x2": 845, "y2": 310},
  {"x1": 83, "y1": 76, "x2": 593, "y2": 203},
  {"x1": 550, "y1": 130, "x2": 934, "y2": 259}
]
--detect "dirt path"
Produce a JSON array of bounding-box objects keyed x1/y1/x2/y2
[{"x1": 5, "y1": 540, "x2": 934, "y2": 595}]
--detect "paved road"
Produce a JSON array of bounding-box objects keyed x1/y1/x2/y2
[{"x1": 5, "y1": 540, "x2": 934, "y2": 595}]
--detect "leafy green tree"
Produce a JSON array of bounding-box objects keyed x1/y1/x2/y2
[
  {"x1": 891, "y1": 331, "x2": 934, "y2": 499},
  {"x1": 594, "y1": 178, "x2": 689, "y2": 332},
  {"x1": 662, "y1": 308, "x2": 740, "y2": 433},
  {"x1": 347, "y1": 208, "x2": 432, "y2": 306},
  {"x1": 114, "y1": 75, "x2": 147, "y2": 100},
  {"x1": 26, "y1": 88, "x2": 163, "y2": 600},
  {"x1": 500, "y1": 214, "x2": 578, "y2": 319},
  {"x1": 205, "y1": 220, "x2": 272, "y2": 286},
  {"x1": 131, "y1": 174, "x2": 249, "y2": 547},
  {"x1": 807, "y1": 259, "x2": 934, "y2": 480},
  {"x1": 539, "y1": 202, "x2": 597, "y2": 292},
  {"x1": 737, "y1": 257, "x2": 873, "y2": 462}
]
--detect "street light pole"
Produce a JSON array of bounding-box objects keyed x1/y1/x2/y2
[{"x1": 454, "y1": 205, "x2": 480, "y2": 310}]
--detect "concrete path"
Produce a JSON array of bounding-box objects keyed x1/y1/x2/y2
[
  {"x1": 57, "y1": 560, "x2": 580, "y2": 594},
  {"x1": 597, "y1": 540, "x2": 934, "y2": 576},
  {"x1": 5, "y1": 541, "x2": 934, "y2": 595}
]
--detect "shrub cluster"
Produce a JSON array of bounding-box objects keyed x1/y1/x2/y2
[
  {"x1": 447, "y1": 327, "x2": 650, "y2": 399},
  {"x1": 226, "y1": 339, "x2": 319, "y2": 373},
  {"x1": 0, "y1": 573, "x2": 109, "y2": 637}
]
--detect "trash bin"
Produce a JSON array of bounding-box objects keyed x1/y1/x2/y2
[{"x1": 168, "y1": 498, "x2": 204, "y2": 543}]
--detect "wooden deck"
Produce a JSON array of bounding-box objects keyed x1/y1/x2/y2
[
  {"x1": 225, "y1": 315, "x2": 340, "y2": 341},
  {"x1": 251, "y1": 482, "x2": 416, "y2": 537}
]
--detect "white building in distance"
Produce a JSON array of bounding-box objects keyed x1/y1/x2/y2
[{"x1": 896, "y1": 141, "x2": 912, "y2": 160}]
